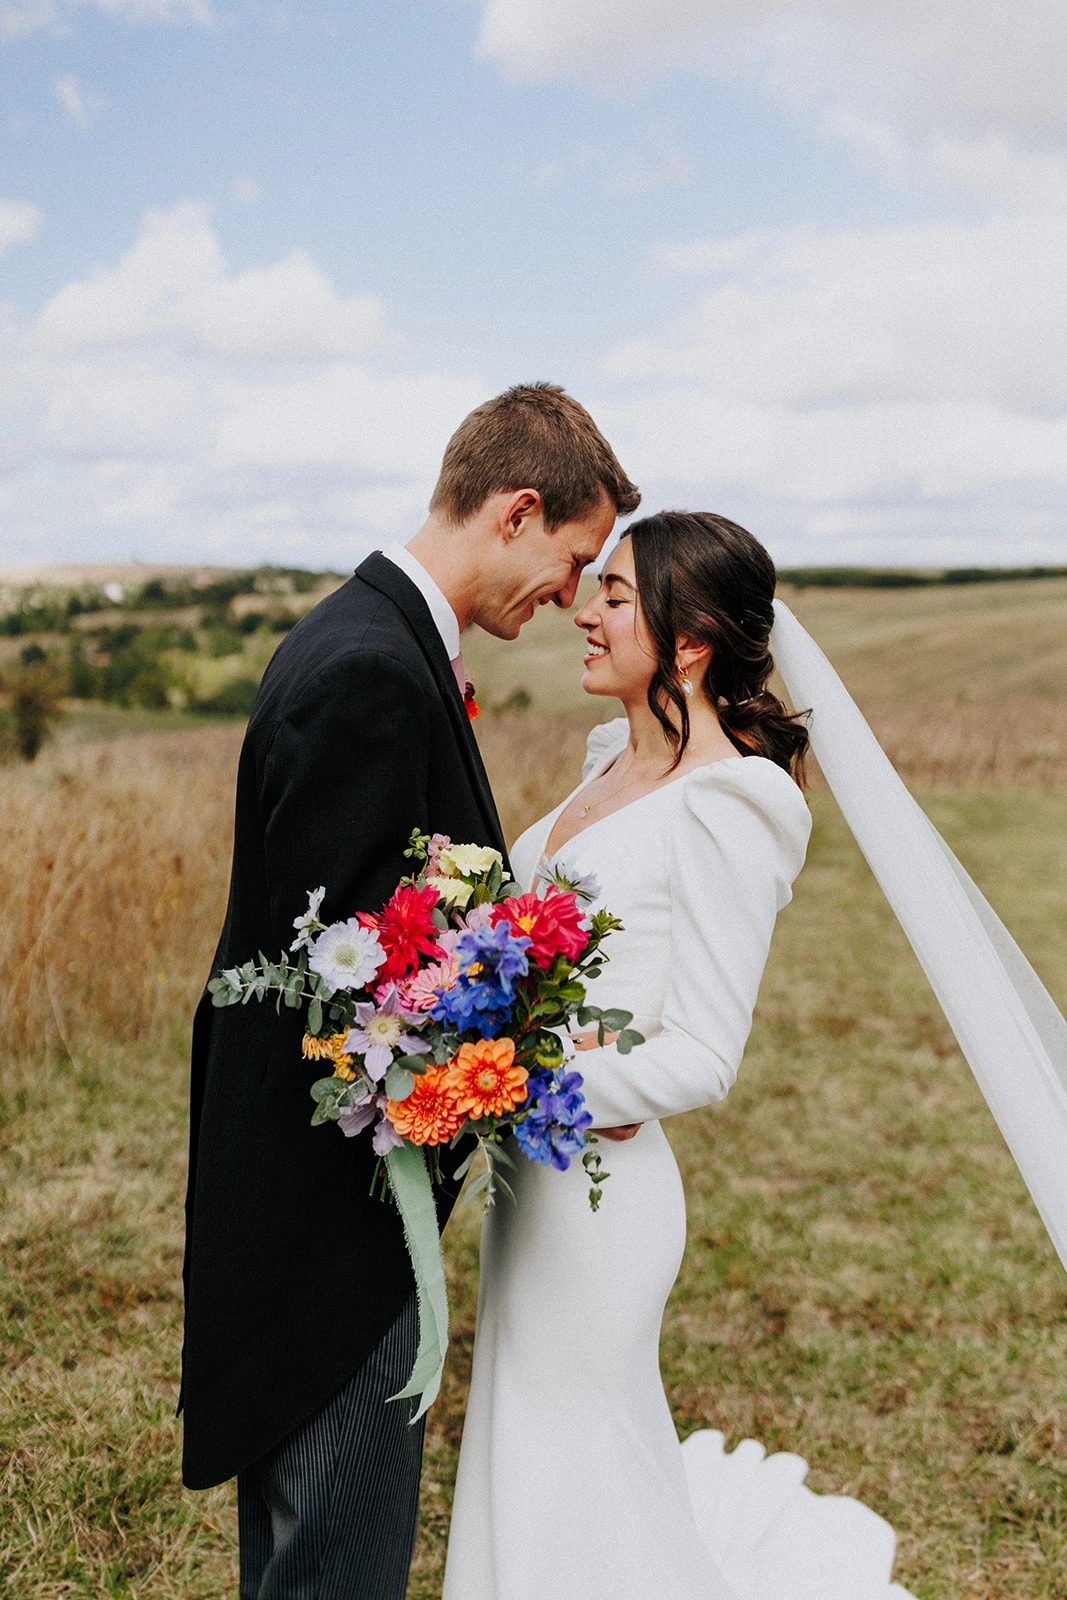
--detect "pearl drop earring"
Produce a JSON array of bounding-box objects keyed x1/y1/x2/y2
[{"x1": 679, "y1": 665, "x2": 694, "y2": 698}]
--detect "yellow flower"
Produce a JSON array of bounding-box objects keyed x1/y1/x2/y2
[
  {"x1": 302, "y1": 1032, "x2": 355, "y2": 1079},
  {"x1": 436, "y1": 843, "x2": 503, "y2": 879},
  {"x1": 425, "y1": 874, "x2": 474, "y2": 909}
]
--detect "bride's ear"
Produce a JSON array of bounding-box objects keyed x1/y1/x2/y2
[{"x1": 675, "y1": 636, "x2": 711, "y2": 682}]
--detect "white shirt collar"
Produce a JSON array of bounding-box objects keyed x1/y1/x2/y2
[{"x1": 379, "y1": 543, "x2": 462, "y2": 662}]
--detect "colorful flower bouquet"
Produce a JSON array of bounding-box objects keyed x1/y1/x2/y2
[{"x1": 207, "y1": 829, "x2": 643, "y2": 1416}]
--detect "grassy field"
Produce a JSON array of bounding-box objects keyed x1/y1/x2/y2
[{"x1": 1, "y1": 576, "x2": 1066, "y2": 1597}]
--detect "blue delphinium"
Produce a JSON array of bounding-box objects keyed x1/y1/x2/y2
[
  {"x1": 430, "y1": 920, "x2": 531, "y2": 1033},
  {"x1": 514, "y1": 1068, "x2": 593, "y2": 1171}
]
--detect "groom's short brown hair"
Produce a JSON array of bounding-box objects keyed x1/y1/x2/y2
[{"x1": 430, "y1": 382, "x2": 640, "y2": 530}]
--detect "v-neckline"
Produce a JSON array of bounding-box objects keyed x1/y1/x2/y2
[{"x1": 532, "y1": 742, "x2": 742, "y2": 887}]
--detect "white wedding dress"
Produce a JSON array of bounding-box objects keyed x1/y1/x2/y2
[{"x1": 442, "y1": 719, "x2": 916, "y2": 1600}]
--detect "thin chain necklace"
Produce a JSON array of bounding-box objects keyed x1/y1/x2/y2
[{"x1": 576, "y1": 760, "x2": 667, "y2": 821}]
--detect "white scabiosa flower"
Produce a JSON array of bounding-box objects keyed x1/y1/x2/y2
[{"x1": 307, "y1": 919, "x2": 385, "y2": 991}]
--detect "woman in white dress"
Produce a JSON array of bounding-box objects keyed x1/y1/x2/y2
[{"x1": 442, "y1": 512, "x2": 917, "y2": 1600}]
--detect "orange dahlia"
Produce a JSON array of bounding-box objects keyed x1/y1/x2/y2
[
  {"x1": 445, "y1": 1038, "x2": 529, "y2": 1120},
  {"x1": 385, "y1": 1065, "x2": 465, "y2": 1146}
]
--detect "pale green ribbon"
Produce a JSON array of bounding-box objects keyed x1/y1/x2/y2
[{"x1": 384, "y1": 1143, "x2": 449, "y2": 1421}]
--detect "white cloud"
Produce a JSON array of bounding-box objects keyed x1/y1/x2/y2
[
  {"x1": 591, "y1": 199, "x2": 1067, "y2": 561},
  {"x1": 0, "y1": 198, "x2": 42, "y2": 255},
  {"x1": 531, "y1": 121, "x2": 690, "y2": 193},
  {"x1": 625, "y1": 213, "x2": 1067, "y2": 412},
  {"x1": 0, "y1": 203, "x2": 490, "y2": 564},
  {"x1": 53, "y1": 72, "x2": 104, "y2": 127},
  {"x1": 34, "y1": 202, "x2": 387, "y2": 359},
  {"x1": 1, "y1": 0, "x2": 215, "y2": 42},
  {"x1": 472, "y1": 0, "x2": 1067, "y2": 200}
]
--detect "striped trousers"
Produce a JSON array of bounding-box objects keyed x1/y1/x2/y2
[{"x1": 238, "y1": 1295, "x2": 425, "y2": 1599}]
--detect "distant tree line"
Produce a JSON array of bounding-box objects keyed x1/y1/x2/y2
[
  {"x1": 0, "y1": 567, "x2": 338, "y2": 759},
  {"x1": 779, "y1": 565, "x2": 1067, "y2": 590}
]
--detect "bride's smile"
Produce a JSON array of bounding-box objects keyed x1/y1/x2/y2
[{"x1": 575, "y1": 537, "x2": 658, "y2": 705}]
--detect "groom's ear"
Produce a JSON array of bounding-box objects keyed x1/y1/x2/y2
[{"x1": 499, "y1": 488, "x2": 542, "y2": 540}]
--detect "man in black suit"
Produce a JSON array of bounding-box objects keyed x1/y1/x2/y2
[{"x1": 181, "y1": 383, "x2": 639, "y2": 1598}]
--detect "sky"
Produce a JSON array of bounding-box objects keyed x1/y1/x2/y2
[{"x1": 1, "y1": 0, "x2": 1065, "y2": 571}]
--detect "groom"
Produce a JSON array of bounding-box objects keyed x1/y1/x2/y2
[{"x1": 181, "y1": 383, "x2": 639, "y2": 1597}]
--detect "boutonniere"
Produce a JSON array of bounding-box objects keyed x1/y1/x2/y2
[{"x1": 464, "y1": 681, "x2": 479, "y2": 720}]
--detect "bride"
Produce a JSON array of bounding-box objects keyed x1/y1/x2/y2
[{"x1": 442, "y1": 511, "x2": 922, "y2": 1599}]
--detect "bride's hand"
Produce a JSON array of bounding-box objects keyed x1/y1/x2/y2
[
  {"x1": 569, "y1": 1029, "x2": 643, "y2": 1140},
  {"x1": 571, "y1": 1028, "x2": 619, "y2": 1051}
]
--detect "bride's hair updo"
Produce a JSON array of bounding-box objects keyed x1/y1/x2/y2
[{"x1": 624, "y1": 510, "x2": 810, "y2": 785}]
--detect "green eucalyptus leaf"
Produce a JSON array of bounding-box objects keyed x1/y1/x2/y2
[
  {"x1": 599, "y1": 1008, "x2": 634, "y2": 1032},
  {"x1": 309, "y1": 1076, "x2": 344, "y2": 1102},
  {"x1": 451, "y1": 1147, "x2": 479, "y2": 1182},
  {"x1": 394, "y1": 1053, "x2": 429, "y2": 1075},
  {"x1": 493, "y1": 1170, "x2": 517, "y2": 1205},
  {"x1": 384, "y1": 1065, "x2": 415, "y2": 1101},
  {"x1": 307, "y1": 997, "x2": 323, "y2": 1035},
  {"x1": 462, "y1": 1170, "x2": 492, "y2": 1205}
]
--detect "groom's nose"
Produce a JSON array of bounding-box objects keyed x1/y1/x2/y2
[{"x1": 549, "y1": 570, "x2": 582, "y2": 610}]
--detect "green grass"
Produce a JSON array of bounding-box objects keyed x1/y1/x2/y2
[{"x1": 2, "y1": 786, "x2": 1065, "y2": 1598}]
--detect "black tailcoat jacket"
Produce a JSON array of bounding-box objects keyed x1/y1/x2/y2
[{"x1": 180, "y1": 554, "x2": 506, "y2": 1490}]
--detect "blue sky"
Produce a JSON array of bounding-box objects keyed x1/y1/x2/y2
[{"x1": 1, "y1": 0, "x2": 1065, "y2": 570}]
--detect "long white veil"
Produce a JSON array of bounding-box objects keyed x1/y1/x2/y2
[{"x1": 771, "y1": 599, "x2": 1067, "y2": 1276}]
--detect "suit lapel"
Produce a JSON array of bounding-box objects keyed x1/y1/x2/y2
[{"x1": 356, "y1": 553, "x2": 506, "y2": 857}]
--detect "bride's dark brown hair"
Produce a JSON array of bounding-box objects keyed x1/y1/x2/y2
[{"x1": 624, "y1": 510, "x2": 809, "y2": 786}]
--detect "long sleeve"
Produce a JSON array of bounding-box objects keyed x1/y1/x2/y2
[{"x1": 575, "y1": 758, "x2": 811, "y2": 1127}]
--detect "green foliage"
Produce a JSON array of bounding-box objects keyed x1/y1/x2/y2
[
  {"x1": 780, "y1": 565, "x2": 1067, "y2": 590},
  {"x1": 67, "y1": 643, "x2": 103, "y2": 699},
  {"x1": 6, "y1": 666, "x2": 63, "y2": 760},
  {"x1": 203, "y1": 621, "x2": 244, "y2": 657},
  {"x1": 191, "y1": 677, "x2": 260, "y2": 718}
]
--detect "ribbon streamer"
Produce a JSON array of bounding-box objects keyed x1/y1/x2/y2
[{"x1": 384, "y1": 1142, "x2": 450, "y2": 1420}]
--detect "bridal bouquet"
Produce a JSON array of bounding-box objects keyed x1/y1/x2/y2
[{"x1": 208, "y1": 830, "x2": 643, "y2": 1417}]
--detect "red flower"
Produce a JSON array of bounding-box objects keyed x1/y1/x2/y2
[
  {"x1": 492, "y1": 889, "x2": 587, "y2": 967},
  {"x1": 464, "y1": 682, "x2": 479, "y2": 720},
  {"x1": 359, "y1": 883, "x2": 444, "y2": 982}
]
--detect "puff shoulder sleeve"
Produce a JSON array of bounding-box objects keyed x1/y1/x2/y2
[
  {"x1": 575, "y1": 757, "x2": 811, "y2": 1127},
  {"x1": 582, "y1": 718, "x2": 629, "y2": 781}
]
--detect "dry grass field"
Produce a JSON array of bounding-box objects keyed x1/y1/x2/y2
[{"x1": 1, "y1": 575, "x2": 1066, "y2": 1598}]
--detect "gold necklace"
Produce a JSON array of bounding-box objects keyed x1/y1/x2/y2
[{"x1": 576, "y1": 764, "x2": 665, "y2": 821}]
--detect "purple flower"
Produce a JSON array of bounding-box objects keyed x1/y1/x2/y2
[
  {"x1": 536, "y1": 856, "x2": 601, "y2": 905},
  {"x1": 514, "y1": 1068, "x2": 592, "y2": 1171},
  {"x1": 338, "y1": 1090, "x2": 404, "y2": 1155},
  {"x1": 343, "y1": 983, "x2": 431, "y2": 1081},
  {"x1": 430, "y1": 920, "x2": 530, "y2": 1033}
]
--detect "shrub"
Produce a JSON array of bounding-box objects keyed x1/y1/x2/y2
[{"x1": 192, "y1": 676, "x2": 260, "y2": 717}]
